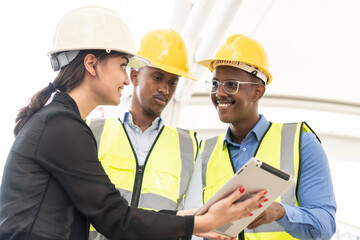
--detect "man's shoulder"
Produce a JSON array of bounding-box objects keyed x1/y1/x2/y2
[
  {"x1": 199, "y1": 134, "x2": 224, "y2": 147},
  {"x1": 165, "y1": 126, "x2": 197, "y2": 134},
  {"x1": 204, "y1": 134, "x2": 225, "y2": 141}
]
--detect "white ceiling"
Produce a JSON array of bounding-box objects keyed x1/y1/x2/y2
[{"x1": 2, "y1": 0, "x2": 359, "y2": 105}]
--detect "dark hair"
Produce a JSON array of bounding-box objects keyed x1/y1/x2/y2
[{"x1": 14, "y1": 50, "x2": 124, "y2": 136}]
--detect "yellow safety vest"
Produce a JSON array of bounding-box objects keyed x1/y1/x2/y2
[
  {"x1": 87, "y1": 118, "x2": 198, "y2": 239},
  {"x1": 88, "y1": 118, "x2": 198, "y2": 210},
  {"x1": 200, "y1": 122, "x2": 317, "y2": 240}
]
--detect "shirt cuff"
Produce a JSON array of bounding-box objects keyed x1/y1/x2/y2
[
  {"x1": 276, "y1": 203, "x2": 300, "y2": 225},
  {"x1": 184, "y1": 215, "x2": 195, "y2": 240},
  {"x1": 158, "y1": 209, "x2": 178, "y2": 215}
]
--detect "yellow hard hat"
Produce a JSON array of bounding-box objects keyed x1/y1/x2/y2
[
  {"x1": 137, "y1": 29, "x2": 196, "y2": 80},
  {"x1": 198, "y1": 34, "x2": 272, "y2": 84},
  {"x1": 48, "y1": 6, "x2": 149, "y2": 70}
]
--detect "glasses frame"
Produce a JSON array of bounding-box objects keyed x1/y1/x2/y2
[{"x1": 208, "y1": 79, "x2": 259, "y2": 95}]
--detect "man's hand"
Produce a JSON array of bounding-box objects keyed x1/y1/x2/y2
[
  {"x1": 177, "y1": 208, "x2": 197, "y2": 216},
  {"x1": 195, "y1": 231, "x2": 237, "y2": 240},
  {"x1": 247, "y1": 202, "x2": 285, "y2": 229}
]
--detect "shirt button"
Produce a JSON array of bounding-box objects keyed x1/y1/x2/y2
[
  {"x1": 136, "y1": 128, "x2": 140, "y2": 132},
  {"x1": 242, "y1": 147, "x2": 247, "y2": 152},
  {"x1": 140, "y1": 152, "x2": 144, "y2": 155}
]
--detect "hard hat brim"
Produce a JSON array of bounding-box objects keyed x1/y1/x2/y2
[
  {"x1": 48, "y1": 47, "x2": 150, "y2": 69},
  {"x1": 197, "y1": 59, "x2": 214, "y2": 72},
  {"x1": 197, "y1": 58, "x2": 272, "y2": 84},
  {"x1": 151, "y1": 62, "x2": 197, "y2": 80}
]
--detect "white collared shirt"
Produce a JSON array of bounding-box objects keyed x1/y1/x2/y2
[{"x1": 122, "y1": 112, "x2": 163, "y2": 165}]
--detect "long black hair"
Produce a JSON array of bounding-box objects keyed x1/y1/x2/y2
[{"x1": 14, "y1": 50, "x2": 122, "y2": 136}]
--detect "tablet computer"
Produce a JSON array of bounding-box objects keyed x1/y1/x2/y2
[{"x1": 195, "y1": 157, "x2": 296, "y2": 237}]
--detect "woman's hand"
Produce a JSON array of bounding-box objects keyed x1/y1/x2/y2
[
  {"x1": 193, "y1": 187, "x2": 268, "y2": 234},
  {"x1": 178, "y1": 209, "x2": 237, "y2": 239},
  {"x1": 195, "y1": 231, "x2": 237, "y2": 240}
]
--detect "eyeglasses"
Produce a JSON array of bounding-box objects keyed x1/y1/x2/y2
[{"x1": 207, "y1": 79, "x2": 259, "y2": 95}]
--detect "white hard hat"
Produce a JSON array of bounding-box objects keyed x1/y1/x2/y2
[{"x1": 48, "y1": 6, "x2": 149, "y2": 71}]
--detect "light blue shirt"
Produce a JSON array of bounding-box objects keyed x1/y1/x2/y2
[
  {"x1": 224, "y1": 114, "x2": 337, "y2": 240},
  {"x1": 122, "y1": 112, "x2": 163, "y2": 166}
]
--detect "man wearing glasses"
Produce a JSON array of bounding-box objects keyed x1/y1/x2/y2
[{"x1": 196, "y1": 34, "x2": 336, "y2": 240}]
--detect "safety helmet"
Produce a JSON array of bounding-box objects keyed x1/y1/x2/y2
[
  {"x1": 137, "y1": 28, "x2": 196, "y2": 80},
  {"x1": 48, "y1": 6, "x2": 149, "y2": 71},
  {"x1": 198, "y1": 34, "x2": 272, "y2": 84}
]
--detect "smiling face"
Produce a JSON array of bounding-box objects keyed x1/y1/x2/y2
[
  {"x1": 130, "y1": 66, "x2": 179, "y2": 118},
  {"x1": 93, "y1": 54, "x2": 130, "y2": 106},
  {"x1": 211, "y1": 66, "x2": 265, "y2": 126}
]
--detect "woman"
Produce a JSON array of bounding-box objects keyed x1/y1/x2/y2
[{"x1": 0, "y1": 6, "x2": 267, "y2": 240}]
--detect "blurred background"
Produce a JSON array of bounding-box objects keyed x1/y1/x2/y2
[{"x1": 0, "y1": 0, "x2": 359, "y2": 239}]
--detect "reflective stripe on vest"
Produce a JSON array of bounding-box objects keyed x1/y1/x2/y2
[
  {"x1": 87, "y1": 118, "x2": 196, "y2": 211},
  {"x1": 200, "y1": 122, "x2": 316, "y2": 240}
]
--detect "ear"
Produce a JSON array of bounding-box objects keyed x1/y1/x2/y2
[
  {"x1": 130, "y1": 68, "x2": 139, "y2": 86},
  {"x1": 253, "y1": 83, "x2": 266, "y2": 101},
  {"x1": 84, "y1": 54, "x2": 97, "y2": 77}
]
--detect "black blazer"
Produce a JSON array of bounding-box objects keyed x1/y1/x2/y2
[{"x1": 0, "y1": 93, "x2": 193, "y2": 240}]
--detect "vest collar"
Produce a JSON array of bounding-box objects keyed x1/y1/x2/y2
[{"x1": 223, "y1": 114, "x2": 270, "y2": 149}]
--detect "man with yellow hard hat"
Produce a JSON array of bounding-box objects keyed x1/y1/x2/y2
[
  {"x1": 197, "y1": 34, "x2": 336, "y2": 240},
  {"x1": 87, "y1": 29, "x2": 199, "y2": 240}
]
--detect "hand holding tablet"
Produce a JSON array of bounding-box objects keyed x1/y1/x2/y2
[{"x1": 196, "y1": 157, "x2": 296, "y2": 237}]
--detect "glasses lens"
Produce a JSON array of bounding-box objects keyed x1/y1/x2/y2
[
  {"x1": 223, "y1": 80, "x2": 239, "y2": 94},
  {"x1": 211, "y1": 80, "x2": 219, "y2": 93},
  {"x1": 204, "y1": 81, "x2": 213, "y2": 93}
]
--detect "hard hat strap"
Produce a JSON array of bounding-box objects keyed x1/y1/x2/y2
[{"x1": 50, "y1": 50, "x2": 80, "y2": 71}]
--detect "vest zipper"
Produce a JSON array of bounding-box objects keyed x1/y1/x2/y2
[
  {"x1": 128, "y1": 126, "x2": 165, "y2": 208},
  {"x1": 131, "y1": 165, "x2": 144, "y2": 207}
]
